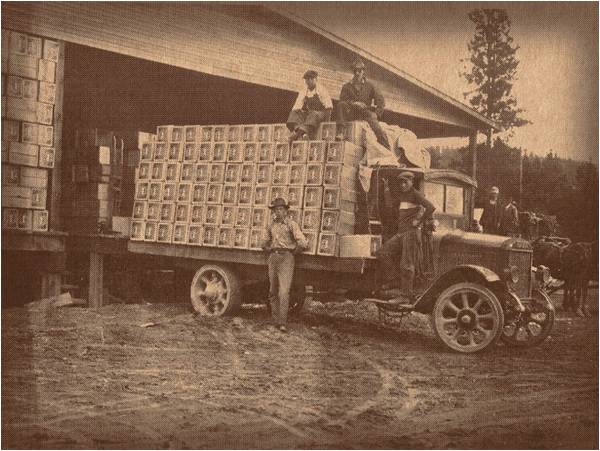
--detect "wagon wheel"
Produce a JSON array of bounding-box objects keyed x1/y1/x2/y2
[
  {"x1": 431, "y1": 283, "x2": 504, "y2": 353},
  {"x1": 190, "y1": 264, "x2": 241, "y2": 316},
  {"x1": 501, "y1": 289, "x2": 555, "y2": 347}
]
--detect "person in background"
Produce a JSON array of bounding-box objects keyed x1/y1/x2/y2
[
  {"x1": 377, "y1": 171, "x2": 435, "y2": 299},
  {"x1": 287, "y1": 70, "x2": 333, "y2": 143},
  {"x1": 480, "y1": 186, "x2": 502, "y2": 235},
  {"x1": 500, "y1": 196, "x2": 520, "y2": 237},
  {"x1": 261, "y1": 198, "x2": 308, "y2": 332},
  {"x1": 335, "y1": 58, "x2": 391, "y2": 149}
]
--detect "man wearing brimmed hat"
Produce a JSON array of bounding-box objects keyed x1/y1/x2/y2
[
  {"x1": 262, "y1": 197, "x2": 308, "y2": 332},
  {"x1": 287, "y1": 70, "x2": 333, "y2": 143},
  {"x1": 480, "y1": 186, "x2": 502, "y2": 235},
  {"x1": 377, "y1": 171, "x2": 435, "y2": 297},
  {"x1": 335, "y1": 58, "x2": 391, "y2": 149}
]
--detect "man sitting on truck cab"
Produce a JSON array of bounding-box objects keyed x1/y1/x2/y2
[
  {"x1": 287, "y1": 70, "x2": 333, "y2": 143},
  {"x1": 377, "y1": 171, "x2": 435, "y2": 298},
  {"x1": 261, "y1": 198, "x2": 309, "y2": 332}
]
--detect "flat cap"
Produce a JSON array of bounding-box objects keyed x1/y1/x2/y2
[
  {"x1": 269, "y1": 197, "x2": 290, "y2": 209},
  {"x1": 351, "y1": 59, "x2": 366, "y2": 70},
  {"x1": 303, "y1": 69, "x2": 318, "y2": 79},
  {"x1": 397, "y1": 171, "x2": 415, "y2": 180}
]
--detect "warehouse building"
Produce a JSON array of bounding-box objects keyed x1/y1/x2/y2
[{"x1": 1, "y1": 3, "x2": 495, "y2": 305}]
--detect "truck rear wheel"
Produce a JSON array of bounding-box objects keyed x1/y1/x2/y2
[
  {"x1": 190, "y1": 264, "x2": 241, "y2": 316},
  {"x1": 431, "y1": 282, "x2": 504, "y2": 353}
]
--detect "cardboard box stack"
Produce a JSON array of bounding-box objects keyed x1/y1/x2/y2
[
  {"x1": 131, "y1": 122, "x2": 367, "y2": 256},
  {"x1": 62, "y1": 129, "x2": 124, "y2": 233},
  {"x1": 1, "y1": 30, "x2": 59, "y2": 232}
]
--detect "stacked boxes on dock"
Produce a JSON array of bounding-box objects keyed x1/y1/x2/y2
[
  {"x1": 1, "y1": 30, "x2": 59, "y2": 232},
  {"x1": 131, "y1": 122, "x2": 364, "y2": 256},
  {"x1": 62, "y1": 129, "x2": 124, "y2": 233}
]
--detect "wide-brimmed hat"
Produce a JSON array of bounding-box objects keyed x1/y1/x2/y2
[
  {"x1": 396, "y1": 171, "x2": 415, "y2": 181},
  {"x1": 303, "y1": 69, "x2": 318, "y2": 80},
  {"x1": 269, "y1": 197, "x2": 290, "y2": 209}
]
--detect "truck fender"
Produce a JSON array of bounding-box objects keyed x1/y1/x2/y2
[{"x1": 414, "y1": 265, "x2": 502, "y2": 314}]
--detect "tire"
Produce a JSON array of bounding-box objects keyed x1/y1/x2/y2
[
  {"x1": 501, "y1": 289, "x2": 555, "y2": 347},
  {"x1": 431, "y1": 282, "x2": 504, "y2": 353},
  {"x1": 190, "y1": 264, "x2": 241, "y2": 316}
]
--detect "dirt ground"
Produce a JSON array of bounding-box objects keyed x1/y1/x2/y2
[{"x1": 2, "y1": 290, "x2": 598, "y2": 449}]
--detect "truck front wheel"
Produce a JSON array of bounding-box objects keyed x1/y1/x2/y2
[
  {"x1": 431, "y1": 282, "x2": 504, "y2": 353},
  {"x1": 191, "y1": 264, "x2": 241, "y2": 316}
]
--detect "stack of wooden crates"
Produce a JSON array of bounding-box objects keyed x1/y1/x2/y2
[
  {"x1": 131, "y1": 122, "x2": 365, "y2": 256},
  {"x1": 1, "y1": 30, "x2": 58, "y2": 232}
]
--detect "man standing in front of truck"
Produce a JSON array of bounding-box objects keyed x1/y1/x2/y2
[
  {"x1": 377, "y1": 172, "x2": 435, "y2": 299},
  {"x1": 262, "y1": 198, "x2": 309, "y2": 332}
]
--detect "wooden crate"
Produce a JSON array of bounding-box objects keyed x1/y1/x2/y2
[
  {"x1": 43, "y1": 38, "x2": 59, "y2": 62},
  {"x1": 36, "y1": 103, "x2": 54, "y2": 125},
  {"x1": 253, "y1": 185, "x2": 269, "y2": 206},
  {"x1": 150, "y1": 162, "x2": 165, "y2": 180},
  {"x1": 321, "y1": 210, "x2": 354, "y2": 234},
  {"x1": 158, "y1": 203, "x2": 175, "y2": 223},
  {"x1": 235, "y1": 206, "x2": 252, "y2": 228},
  {"x1": 175, "y1": 203, "x2": 190, "y2": 223},
  {"x1": 9, "y1": 54, "x2": 38, "y2": 78},
  {"x1": 302, "y1": 232, "x2": 318, "y2": 255},
  {"x1": 304, "y1": 163, "x2": 323, "y2": 186},
  {"x1": 172, "y1": 223, "x2": 188, "y2": 244},
  {"x1": 206, "y1": 184, "x2": 223, "y2": 204},
  {"x1": 274, "y1": 143, "x2": 290, "y2": 163},
  {"x1": 317, "y1": 122, "x2": 338, "y2": 141},
  {"x1": 38, "y1": 146, "x2": 55, "y2": 168},
  {"x1": 165, "y1": 162, "x2": 181, "y2": 182},
  {"x1": 272, "y1": 164, "x2": 290, "y2": 185},
  {"x1": 162, "y1": 183, "x2": 177, "y2": 202},
  {"x1": 183, "y1": 143, "x2": 196, "y2": 162},
  {"x1": 200, "y1": 126, "x2": 213, "y2": 142},
  {"x1": 197, "y1": 142, "x2": 212, "y2": 161},
  {"x1": 146, "y1": 202, "x2": 161, "y2": 221},
  {"x1": 189, "y1": 205, "x2": 204, "y2": 224},
  {"x1": 202, "y1": 225, "x2": 218, "y2": 247},
  {"x1": 176, "y1": 182, "x2": 192, "y2": 203},
  {"x1": 317, "y1": 233, "x2": 338, "y2": 256},
  {"x1": 192, "y1": 184, "x2": 208, "y2": 204},
  {"x1": 148, "y1": 182, "x2": 163, "y2": 202},
  {"x1": 326, "y1": 141, "x2": 363, "y2": 165},
  {"x1": 21, "y1": 122, "x2": 38, "y2": 144},
  {"x1": 303, "y1": 186, "x2": 323, "y2": 209},
  {"x1": 2, "y1": 208, "x2": 19, "y2": 229},
  {"x1": 290, "y1": 141, "x2": 308, "y2": 163},
  {"x1": 130, "y1": 220, "x2": 145, "y2": 241},
  {"x1": 209, "y1": 163, "x2": 225, "y2": 184},
  {"x1": 257, "y1": 125, "x2": 273, "y2": 142},
  {"x1": 226, "y1": 142, "x2": 243, "y2": 162},
  {"x1": 256, "y1": 164, "x2": 272, "y2": 185},
  {"x1": 272, "y1": 124, "x2": 288, "y2": 143},
  {"x1": 138, "y1": 162, "x2": 151, "y2": 180},
  {"x1": 225, "y1": 163, "x2": 241, "y2": 184},
  {"x1": 240, "y1": 163, "x2": 255, "y2": 184},
  {"x1": 195, "y1": 163, "x2": 210, "y2": 183},
  {"x1": 168, "y1": 142, "x2": 182, "y2": 161},
  {"x1": 301, "y1": 208, "x2": 321, "y2": 232},
  {"x1": 211, "y1": 142, "x2": 226, "y2": 162},
  {"x1": 31, "y1": 188, "x2": 47, "y2": 209},
  {"x1": 269, "y1": 185, "x2": 287, "y2": 204},
  {"x1": 187, "y1": 225, "x2": 203, "y2": 246},
  {"x1": 243, "y1": 142, "x2": 257, "y2": 162},
  {"x1": 307, "y1": 141, "x2": 326, "y2": 163},
  {"x1": 24, "y1": 78, "x2": 39, "y2": 100},
  {"x1": 242, "y1": 125, "x2": 257, "y2": 142},
  {"x1": 38, "y1": 82, "x2": 56, "y2": 106},
  {"x1": 2, "y1": 164, "x2": 20, "y2": 185},
  {"x1": 32, "y1": 209, "x2": 48, "y2": 231},
  {"x1": 144, "y1": 221, "x2": 158, "y2": 242},
  {"x1": 180, "y1": 163, "x2": 195, "y2": 182},
  {"x1": 238, "y1": 184, "x2": 254, "y2": 205},
  {"x1": 217, "y1": 227, "x2": 235, "y2": 247},
  {"x1": 227, "y1": 125, "x2": 242, "y2": 142},
  {"x1": 7, "y1": 75, "x2": 24, "y2": 98},
  {"x1": 204, "y1": 205, "x2": 222, "y2": 225},
  {"x1": 287, "y1": 186, "x2": 304, "y2": 208},
  {"x1": 212, "y1": 126, "x2": 228, "y2": 142},
  {"x1": 132, "y1": 201, "x2": 147, "y2": 220},
  {"x1": 19, "y1": 167, "x2": 48, "y2": 188},
  {"x1": 184, "y1": 126, "x2": 197, "y2": 143},
  {"x1": 3, "y1": 119, "x2": 20, "y2": 142},
  {"x1": 8, "y1": 31, "x2": 28, "y2": 55},
  {"x1": 135, "y1": 182, "x2": 149, "y2": 201},
  {"x1": 339, "y1": 234, "x2": 382, "y2": 258},
  {"x1": 251, "y1": 207, "x2": 269, "y2": 229},
  {"x1": 221, "y1": 205, "x2": 236, "y2": 226},
  {"x1": 233, "y1": 227, "x2": 250, "y2": 249},
  {"x1": 157, "y1": 222, "x2": 173, "y2": 243},
  {"x1": 38, "y1": 59, "x2": 56, "y2": 83},
  {"x1": 323, "y1": 164, "x2": 357, "y2": 187},
  {"x1": 6, "y1": 97, "x2": 37, "y2": 122},
  {"x1": 249, "y1": 228, "x2": 265, "y2": 250},
  {"x1": 288, "y1": 164, "x2": 305, "y2": 186},
  {"x1": 8, "y1": 142, "x2": 39, "y2": 167},
  {"x1": 154, "y1": 143, "x2": 167, "y2": 161},
  {"x1": 258, "y1": 142, "x2": 274, "y2": 162},
  {"x1": 222, "y1": 184, "x2": 238, "y2": 205},
  {"x1": 322, "y1": 187, "x2": 359, "y2": 211}
]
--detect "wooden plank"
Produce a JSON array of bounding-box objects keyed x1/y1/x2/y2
[
  {"x1": 49, "y1": 39, "x2": 65, "y2": 231},
  {"x1": 2, "y1": 230, "x2": 66, "y2": 252},
  {"x1": 67, "y1": 233, "x2": 129, "y2": 255},
  {"x1": 127, "y1": 241, "x2": 372, "y2": 274},
  {"x1": 88, "y1": 251, "x2": 103, "y2": 308}
]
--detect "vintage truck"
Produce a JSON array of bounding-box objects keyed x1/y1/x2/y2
[{"x1": 128, "y1": 154, "x2": 554, "y2": 354}]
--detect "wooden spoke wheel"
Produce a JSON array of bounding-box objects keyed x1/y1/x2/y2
[
  {"x1": 190, "y1": 264, "x2": 241, "y2": 316},
  {"x1": 501, "y1": 289, "x2": 555, "y2": 347},
  {"x1": 431, "y1": 283, "x2": 504, "y2": 353}
]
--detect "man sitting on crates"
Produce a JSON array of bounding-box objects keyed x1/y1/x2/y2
[
  {"x1": 335, "y1": 58, "x2": 391, "y2": 150},
  {"x1": 377, "y1": 171, "x2": 435, "y2": 300},
  {"x1": 262, "y1": 198, "x2": 309, "y2": 332},
  {"x1": 286, "y1": 70, "x2": 333, "y2": 143}
]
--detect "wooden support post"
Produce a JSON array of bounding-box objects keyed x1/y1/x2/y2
[
  {"x1": 469, "y1": 131, "x2": 478, "y2": 180},
  {"x1": 40, "y1": 273, "x2": 61, "y2": 299},
  {"x1": 88, "y1": 251, "x2": 104, "y2": 308}
]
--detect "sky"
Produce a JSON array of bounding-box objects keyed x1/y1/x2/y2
[{"x1": 282, "y1": 2, "x2": 598, "y2": 162}]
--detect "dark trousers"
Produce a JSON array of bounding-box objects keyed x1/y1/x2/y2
[
  {"x1": 336, "y1": 101, "x2": 390, "y2": 149},
  {"x1": 377, "y1": 229, "x2": 423, "y2": 291},
  {"x1": 287, "y1": 110, "x2": 329, "y2": 140},
  {"x1": 268, "y1": 252, "x2": 295, "y2": 326}
]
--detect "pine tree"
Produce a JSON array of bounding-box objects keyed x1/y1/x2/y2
[{"x1": 462, "y1": 9, "x2": 530, "y2": 145}]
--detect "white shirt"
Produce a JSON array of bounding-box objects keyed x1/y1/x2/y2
[{"x1": 292, "y1": 83, "x2": 333, "y2": 111}]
